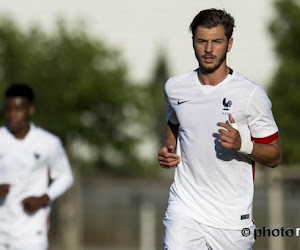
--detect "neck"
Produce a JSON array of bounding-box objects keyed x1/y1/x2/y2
[
  {"x1": 198, "y1": 63, "x2": 230, "y2": 86},
  {"x1": 12, "y1": 124, "x2": 31, "y2": 140}
]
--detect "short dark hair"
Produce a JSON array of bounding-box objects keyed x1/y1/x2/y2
[
  {"x1": 189, "y1": 8, "x2": 235, "y2": 40},
  {"x1": 5, "y1": 83, "x2": 35, "y2": 103}
]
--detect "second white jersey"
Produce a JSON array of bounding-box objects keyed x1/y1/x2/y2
[
  {"x1": 164, "y1": 69, "x2": 278, "y2": 229},
  {"x1": 0, "y1": 124, "x2": 73, "y2": 248}
]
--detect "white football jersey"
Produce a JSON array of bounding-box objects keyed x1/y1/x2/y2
[
  {"x1": 164, "y1": 69, "x2": 278, "y2": 229},
  {"x1": 0, "y1": 124, "x2": 73, "y2": 248}
]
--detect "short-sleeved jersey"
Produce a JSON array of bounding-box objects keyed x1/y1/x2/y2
[
  {"x1": 164, "y1": 69, "x2": 278, "y2": 230},
  {"x1": 0, "y1": 124, "x2": 73, "y2": 247}
]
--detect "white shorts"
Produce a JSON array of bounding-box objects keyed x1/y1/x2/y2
[
  {"x1": 163, "y1": 200, "x2": 255, "y2": 250},
  {"x1": 0, "y1": 240, "x2": 47, "y2": 250}
]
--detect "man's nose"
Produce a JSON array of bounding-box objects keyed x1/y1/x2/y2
[{"x1": 205, "y1": 41, "x2": 213, "y2": 53}]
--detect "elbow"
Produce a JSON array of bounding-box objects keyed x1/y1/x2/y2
[
  {"x1": 268, "y1": 161, "x2": 280, "y2": 168},
  {"x1": 67, "y1": 174, "x2": 74, "y2": 189},
  {"x1": 268, "y1": 153, "x2": 282, "y2": 168},
  {"x1": 62, "y1": 172, "x2": 74, "y2": 192}
]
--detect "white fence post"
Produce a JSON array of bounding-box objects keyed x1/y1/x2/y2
[
  {"x1": 140, "y1": 201, "x2": 156, "y2": 250},
  {"x1": 268, "y1": 167, "x2": 285, "y2": 250}
]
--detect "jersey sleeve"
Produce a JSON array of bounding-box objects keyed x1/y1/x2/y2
[
  {"x1": 246, "y1": 85, "x2": 279, "y2": 141},
  {"x1": 164, "y1": 84, "x2": 179, "y2": 125},
  {"x1": 46, "y1": 138, "x2": 73, "y2": 201}
]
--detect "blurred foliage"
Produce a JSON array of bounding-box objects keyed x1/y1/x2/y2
[
  {"x1": 0, "y1": 17, "x2": 158, "y2": 176},
  {"x1": 147, "y1": 51, "x2": 170, "y2": 147},
  {"x1": 268, "y1": 0, "x2": 300, "y2": 164}
]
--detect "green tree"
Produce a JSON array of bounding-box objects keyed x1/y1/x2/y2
[
  {"x1": 268, "y1": 0, "x2": 300, "y2": 164},
  {"x1": 147, "y1": 51, "x2": 170, "y2": 147},
  {"x1": 0, "y1": 17, "x2": 152, "y2": 176}
]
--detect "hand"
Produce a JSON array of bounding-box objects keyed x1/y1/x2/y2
[
  {"x1": 217, "y1": 114, "x2": 241, "y2": 151},
  {"x1": 0, "y1": 184, "x2": 10, "y2": 199},
  {"x1": 22, "y1": 194, "x2": 50, "y2": 213},
  {"x1": 158, "y1": 144, "x2": 180, "y2": 169}
]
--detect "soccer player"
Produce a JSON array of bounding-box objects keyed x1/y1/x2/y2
[
  {"x1": 158, "y1": 9, "x2": 282, "y2": 250},
  {"x1": 0, "y1": 84, "x2": 73, "y2": 250}
]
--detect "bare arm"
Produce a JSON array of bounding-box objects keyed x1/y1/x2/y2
[
  {"x1": 165, "y1": 120, "x2": 179, "y2": 149},
  {"x1": 218, "y1": 114, "x2": 282, "y2": 168},
  {"x1": 157, "y1": 120, "x2": 180, "y2": 169},
  {"x1": 249, "y1": 137, "x2": 281, "y2": 167}
]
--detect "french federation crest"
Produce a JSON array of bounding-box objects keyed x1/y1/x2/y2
[{"x1": 222, "y1": 98, "x2": 232, "y2": 111}]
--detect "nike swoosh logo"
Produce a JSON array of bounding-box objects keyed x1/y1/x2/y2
[{"x1": 177, "y1": 100, "x2": 190, "y2": 105}]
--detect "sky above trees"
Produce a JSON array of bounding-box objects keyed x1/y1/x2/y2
[{"x1": 0, "y1": 0, "x2": 276, "y2": 86}]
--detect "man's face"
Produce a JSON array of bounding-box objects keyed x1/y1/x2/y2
[
  {"x1": 193, "y1": 25, "x2": 233, "y2": 74},
  {"x1": 4, "y1": 97, "x2": 34, "y2": 134}
]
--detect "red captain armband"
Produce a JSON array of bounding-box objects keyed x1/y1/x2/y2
[{"x1": 251, "y1": 132, "x2": 279, "y2": 144}]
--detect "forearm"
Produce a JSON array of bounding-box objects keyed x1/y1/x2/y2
[
  {"x1": 249, "y1": 139, "x2": 282, "y2": 168},
  {"x1": 47, "y1": 174, "x2": 73, "y2": 201},
  {"x1": 165, "y1": 120, "x2": 179, "y2": 147},
  {"x1": 158, "y1": 120, "x2": 180, "y2": 168}
]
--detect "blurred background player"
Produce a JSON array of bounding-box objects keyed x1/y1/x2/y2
[
  {"x1": 158, "y1": 9, "x2": 282, "y2": 250},
  {"x1": 0, "y1": 83, "x2": 73, "y2": 250}
]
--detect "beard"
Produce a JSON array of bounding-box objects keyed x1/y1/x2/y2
[{"x1": 195, "y1": 46, "x2": 228, "y2": 75}]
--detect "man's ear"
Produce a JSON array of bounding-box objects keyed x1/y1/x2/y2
[
  {"x1": 227, "y1": 38, "x2": 233, "y2": 52},
  {"x1": 29, "y1": 105, "x2": 35, "y2": 116}
]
